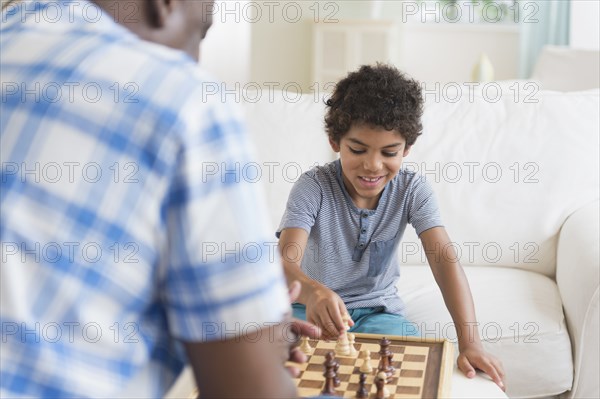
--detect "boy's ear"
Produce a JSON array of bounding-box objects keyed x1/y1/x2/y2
[
  {"x1": 329, "y1": 138, "x2": 340, "y2": 152},
  {"x1": 403, "y1": 146, "x2": 411, "y2": 157}
]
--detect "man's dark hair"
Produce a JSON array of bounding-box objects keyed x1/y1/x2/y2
[{"x1": 325, "y1": 63, "x2": 424, "y2": 146}]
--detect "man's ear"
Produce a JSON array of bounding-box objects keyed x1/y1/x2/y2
[
  {"x1": 147, "y1": 0, "x2": 174, "y2": 28},
  {"x1": 329, "y1": 138, "x2": 340, "y2": 152},
  {"x1": 403, "y1": 145, "x2": 411, "y2": 157}
]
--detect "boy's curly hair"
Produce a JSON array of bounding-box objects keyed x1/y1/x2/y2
[{"x1": 325, "y1": 63, "x2": 424, "y2": 146}]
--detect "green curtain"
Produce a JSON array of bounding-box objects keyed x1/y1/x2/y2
[{"x1": 518, "y1": 0, "x2": 570, "y2": 78}]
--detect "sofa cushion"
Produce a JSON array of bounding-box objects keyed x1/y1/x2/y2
[
  {"x1": 398, "y1": 265, "x2": 573, "y2": 398},
  {"x1": 402, "y1": 89, "x2": 599, "y2": 277},
  {"x1": 532, "y1": 45, "x2": 600, "y2": 91}
]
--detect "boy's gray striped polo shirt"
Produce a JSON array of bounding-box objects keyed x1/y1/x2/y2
[{"x1": 277, "y1": 160, "x2": 443, "y2": 315}]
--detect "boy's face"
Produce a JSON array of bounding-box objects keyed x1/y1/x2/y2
[{"x1": 330, "y1": 124, "x2": 410, "y2": 210}]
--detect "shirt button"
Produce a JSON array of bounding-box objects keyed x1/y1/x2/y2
[
  {"x1": 362, "y1": 213, "x2": 368, "y2": 218},
  {"x1": 358, "y1": 243, "x2": 365, "y2": 248},
  {"x1": 361, "y1": 229, "x2": 367, "y2": 234}
]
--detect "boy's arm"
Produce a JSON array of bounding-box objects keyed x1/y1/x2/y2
[
  {"x1": 420, "y1": 226, "x2": 506, "y2": 390},
  {"x1": 278, "y1": 227, "x2": 351, "y2": 339}
]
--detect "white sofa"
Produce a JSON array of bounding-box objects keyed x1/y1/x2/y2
[{"x1": 238, "y1": 86, "x2": 599, "y2": 399}]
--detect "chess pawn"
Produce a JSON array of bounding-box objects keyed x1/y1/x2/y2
[
  {"x1": 348, "y1": 333, "x2": 357, "y2": 356},
  {"x1": 355, "y1": 373, "x2": 368, "y2": 399},
  {"x1": 376, "y1": 372, "x2": 390, "y2": 399},
  {"x1": 299, "y1": 336, "x2": 312, "y2": 355},
  {"x1": 359, "y1": 350, "x2": 373, "y2": 373}
]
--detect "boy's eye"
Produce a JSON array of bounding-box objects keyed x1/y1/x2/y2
[
  {"x1": 382, "y1": 152, "x2": 399, "y2": 157},
  {"x1": 349, "y1": 147, "x2": 366, "y2": 155}
]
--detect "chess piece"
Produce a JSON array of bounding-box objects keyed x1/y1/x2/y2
[
  {"x1": 342, "y1": 313, "x2": 351, "y2": 330},
  {"x1": 300, "y1": 336, "x2": 312, "y2": 354},
  {"x1": 348, "y1": 333, "x2": 357, "y2": 356},
  {"x1": 333, "y1": 358, "x2": 340, "y2": 387},
  {"x1": 355, "y1": 373, "x2": 368, "y2": 398},
  {"x1": 335, "y1": 332, "x2": 350, "y2": 356},
  {"x1": 359, "y1": 350, "x2": 373, "y2": 373},
  {"x1": 376, "y1": 371, "x2": 390, "y2": 398},
  {"x1": 321, "y1": 352, "x2": 337, "y2": 396},
  {"x1": 377, "y1": 337, "x2": 394, "y2": 380}
]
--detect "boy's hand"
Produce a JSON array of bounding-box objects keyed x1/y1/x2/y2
[
  {"x1": 304, "y1": 285, "x2": 354, "y2": 340},
  {"x1": 458, "y1": 344, "x2": 505, "y2": 391}
]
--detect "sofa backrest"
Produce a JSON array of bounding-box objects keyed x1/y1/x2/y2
[
  {"x1": 241, "y1": 91, "x2": 336, "y2": 233},
  {"x1": 241, "y1": 88, "x2": 599, "y2": 277}
]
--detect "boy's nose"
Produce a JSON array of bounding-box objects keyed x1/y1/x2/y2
[{"x1": 363, "y1": 156, "x2": 382, "y2": 172}]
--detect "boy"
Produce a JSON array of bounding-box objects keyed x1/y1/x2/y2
[{"x1": 277, "y1": 64, "x2": 505, "y2": 389}]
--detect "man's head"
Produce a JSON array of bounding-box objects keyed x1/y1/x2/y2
[
  {"x1": 93, "y1": 0, "x2": 214, "y2": 61},
  {"x1": 324, "y1": 63, "x2": 424, "y2": 147}
]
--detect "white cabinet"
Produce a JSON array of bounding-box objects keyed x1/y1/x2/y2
[{"x1": 312, "y1": 20, "x2": 399, "y2": 87}]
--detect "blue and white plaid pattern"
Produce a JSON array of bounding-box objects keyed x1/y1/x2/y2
[{"x1": 0, "y1": 1, "x2": 289, "y2": 397}]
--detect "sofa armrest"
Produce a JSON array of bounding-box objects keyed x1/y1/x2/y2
[{"x1": 556, "y1": 200, "x2": 599, "y2": 399}]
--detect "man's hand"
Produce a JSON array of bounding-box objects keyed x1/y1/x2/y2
[
  {"x1": 285, "y1": 282, "x2": 321, "y2": 376},
  {"x1": 304, "y1": 284, "x2": 354, "y2": 340},
  {"x1": 457, "y1": 344, "x2": 506, "y2": 391}
]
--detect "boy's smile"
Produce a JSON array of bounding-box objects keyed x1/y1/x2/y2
[{"x1": 330, "y1": 124, "x2": 410, "y2": 210}]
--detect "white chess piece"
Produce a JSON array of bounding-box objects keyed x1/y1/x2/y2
[
  {"x1": 342, "y1": 313, "x2": 351, "y2": 331},
  {"x1": 359, "y1": 350, "x2": 373, "y2": 373},
  {"x1": 334, "y1": 314, "x2": 351, "y2": 356},
  {"x1": 348, "y1": 333, "x2": 357, "y2": 356},
  {"x1": 300, "y1": 336, "x2": 312, "y2": 354},
  {"x1": 335, "y1": 331, "x2": 350, "y2": 356},
  {"x1": 377, "y1": 371, "x2": 390, "y2": 398}
]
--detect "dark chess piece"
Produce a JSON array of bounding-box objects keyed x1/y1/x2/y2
[
  {"x1": 377, "y1": 337, "x2": 395, "y2": 381},
  {"x1": 321, "y1": 352, "x2": 337, "y2": 396},
  {"x1": 334, "y1": 358, "x2": 340, "y2": 387},
  {"x1": 375, "y1": 373, "x2": 386, "y2": 399},
  {"x1": 355, "y1": 372, "x2": 368, "y2": 398}
]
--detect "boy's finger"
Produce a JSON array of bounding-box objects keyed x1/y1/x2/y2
[
  {"x1": 492, "y1": 359, "x2": 506, "y2": 378},
  {"x1": 316, "y1": 313, "x2": 338, "y2": 339},
  {"x1": 457, "y1": 356, "x2": 476, "y2": 378},
  {"x1": 479, "y1": 361, "x2": 505, "y2": 391},
  {"x1": 327, "y1": 306, "x2": 345, "y2": 335},
  {"x1": 338, "y1": 303, "x2": 354, "y2": 327}
]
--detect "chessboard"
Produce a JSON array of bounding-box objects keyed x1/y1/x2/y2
[{"x1": 289, "y1": 333, "x2": 453, "y2": 398}]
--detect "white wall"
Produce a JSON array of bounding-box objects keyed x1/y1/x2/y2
[
  {"x1": 199, "y1": 1, "x2": 252, "y2": 86},
  {"x1": 249, "y1": 0, "x2": 520, "y2": 91},
  {"x1": 197, "y1": 1, "x2": 521, "y2": 89},
  {"x1": 570, "y1": 0, "x2": 600, "y2": 50}
]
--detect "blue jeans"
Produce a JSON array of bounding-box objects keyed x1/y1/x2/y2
[{"x1": 292, "y1": 304, "x2": 420, "y2": 336}]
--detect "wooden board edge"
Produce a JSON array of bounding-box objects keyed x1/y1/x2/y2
[
  {"x1": 352, "y1": 332, "x2": 448, "y2": 344},
  {"x1": 437, "y1": 340, "x2": 454, "y2": 398}
]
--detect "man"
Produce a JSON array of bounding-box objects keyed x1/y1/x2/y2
[{"x1": 1, "y1": 0, "x2": 316, "y2": 397}]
